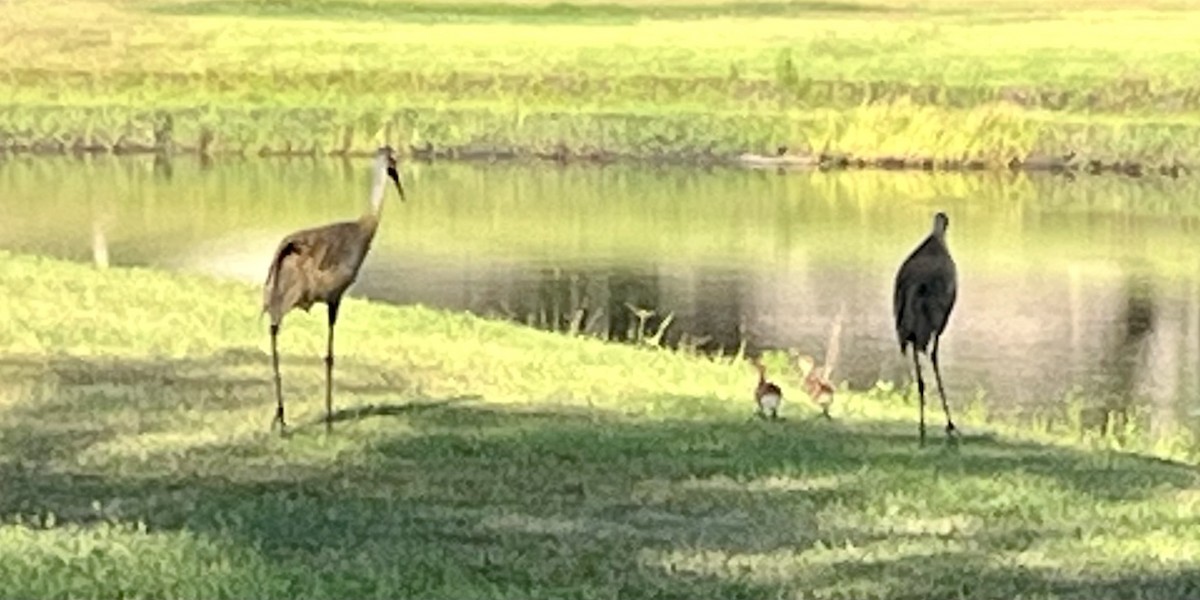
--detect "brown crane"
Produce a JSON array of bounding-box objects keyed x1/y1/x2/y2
[
  {"x1": 793, "y1": 303, "x2": 844, "y2": 419},
  {"x1": 893, "y1": 212, "x2": 957, "y2": 445},
  {"x1": 262, "y1": 146, "x2": 405, "y2": 435},
  {"x1": 751, "y1": 355, "x2": 783, "y2": 420}
]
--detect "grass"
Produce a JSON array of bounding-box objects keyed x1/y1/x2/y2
[
  {"x1": 4, "y1": 0, "x2": 1200, "y2": 164},
  {"x1": 1, "y1": 250, "x2": 1198, "y2": 598}
]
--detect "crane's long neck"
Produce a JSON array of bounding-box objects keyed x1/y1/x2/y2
[
  {"x1": 367, "y1": 162, "x2": 388, "y2": 220},
  {"x1": 931, "y1": 215, "x2": 949, "y2": 241},
  {"x1": 357, "y1": 160, "x2": 390, "y2": 234}
]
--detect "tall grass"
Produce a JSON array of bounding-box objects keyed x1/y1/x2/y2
[{"x1": 4, "y1": 0, "x2": 1200, "y2": 163}]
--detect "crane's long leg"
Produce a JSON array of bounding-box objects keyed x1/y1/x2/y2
[
  {"x1": 325, "y1": 300, "x2": 341, "y2": 434},
  {"x1": 270, "y1": 323, "x2": 286, "y2": 435},
  {"x1": 931, "y1": 335, "x2": 957, "y2": 437},
  {"x1": 911, "y1": 348, "x2": 927, "y2": 446}
]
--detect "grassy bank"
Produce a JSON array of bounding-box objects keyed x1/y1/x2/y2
[
  {"x1": 3, "y1": 0, "x2": 1200, "y2": 169},
  {"x1": 0, "y1": 251, "x2": 1198, "y2": 598}
]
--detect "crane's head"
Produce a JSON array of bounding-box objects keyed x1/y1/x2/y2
[
  {"x1": 932, "y1": 212, "x2": 949, "y2": 237},
  {"x1": 793, "y1": 352, "x2": 816, "y2": 375},
  {"x1": 750, "y1": 355, "x2": 767, "y2": 376},
  {"x1": 379, "y1": 146, "x2": 406, "y2": 202}
]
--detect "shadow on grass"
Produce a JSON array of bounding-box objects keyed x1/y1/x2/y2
[
  {"x1": 315, "y1": 395, "x2": 481, "y2": 428},
  {"x1": 0, "y1": 350, "x2": 429, "y2": 461},
  {"x1": 0, "y1": 354, "x2": 1197, "y2": 598},
  {"x1": 0, "y1": 346, "x2": 430, "y2": 392}
]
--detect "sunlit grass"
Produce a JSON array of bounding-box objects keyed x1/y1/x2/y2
[
  {"x1": 0, "y1": 251, "x2": 1197, "y2": 598},
  {"x1": 4, "y1": 0, "x2": 1200, "y2": 161}
]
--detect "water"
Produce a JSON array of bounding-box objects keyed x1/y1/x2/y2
[{"x1": 3, "y1": 154, "x2": 1200, "y2": 444}]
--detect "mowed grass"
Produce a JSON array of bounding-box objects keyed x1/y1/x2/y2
[
  {"x1": 4, "y1": 0, "x2": 1200, "y2": 162},
  {"x1": 0, "y1": 250, "x2": 1198, "y2": 599}
]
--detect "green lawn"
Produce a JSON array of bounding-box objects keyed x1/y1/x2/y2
[
  {"x1": 1, "y1": 251, "x2": 1197, "y2": 598},
  {"x1": 4, "y1": 0, "x2": 1200, "y2": 163}
]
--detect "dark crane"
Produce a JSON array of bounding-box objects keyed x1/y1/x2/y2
[
  {"x1": 893, "y1": 212, "x2": 957, "y2": 445},
  {"x1": 262, "y1": 145, "x2": 405, "y2": 435}
]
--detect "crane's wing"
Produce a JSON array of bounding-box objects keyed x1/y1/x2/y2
[
  {"x1": 893, "y1": 248, "x2": 919, "y2": 351},
  {"x1": 892, "y1": 242, "x2": 927, "y2": 334},
  {"x1": 894, "y1": 239, "x2": 957, "y2": 352},
  {"x1": 262, "y1": 220, "x2": 374, "y2": 326},
  {"x1": 937, "y1": 263, "x2": 958, "y2": 336},
  {"x1": 263, "y1": 233, "x2": 316, "y2": 324},
  {"x1": 312, "y1": 222, "x2": 369, "y2": 274}
]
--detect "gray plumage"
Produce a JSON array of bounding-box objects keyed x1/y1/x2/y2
[
  {"x1": 892, "y1": 212, "x2": 957, "y2": 444},
  {"x1": 262, "y1": 146, "x2": 405, "y2": 435}
]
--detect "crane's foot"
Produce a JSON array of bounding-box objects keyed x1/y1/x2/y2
[
  {"x1": 271, "y1": 408, "x2": 288, "y2": 437},
  {"x1": 918, "y1": 426, "x2": 927, "y2": 447},
  {"x1": 943, "y1": 422, "x2": 960, "y2": 449},
  {"x1": 325, "y1": 416, "x2": 333, "y2": 434},
  {"x1": 270, "y1": 420, "x2": 290, "y2": 438}
]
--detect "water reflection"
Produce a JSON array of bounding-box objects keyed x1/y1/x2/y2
[
  {"x1": 1, "y1": 154, "x2": 1199, "y2": 447},
  {"x1": 1081, "y1": 266, "x2": 1155, "y2": 441}
]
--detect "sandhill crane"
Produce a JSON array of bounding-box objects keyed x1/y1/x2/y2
[
  {"x1": 751, "y1": 356, "x2": 783, "y2": 420},
  {"x1": 262, "y1": 146, "x2": 405, "y2": 435},
  {"x1": 893, "y1": 212, "x2": 957, "y2": 445},
  {"x1": 794, "y1": 303, "x2": 845, "y2": 418}
]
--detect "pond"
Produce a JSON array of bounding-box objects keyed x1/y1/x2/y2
[{"x1": 3, "y1": 154, "x2": 1199, "y2": 445}]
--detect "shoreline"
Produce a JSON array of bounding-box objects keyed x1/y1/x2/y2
[
  {"x1": 1, "y1": 249, "x2": 1197, "y2": 466},
  {"x1": 0, "y1": 139, "x2": 1187, "y2": 179}
]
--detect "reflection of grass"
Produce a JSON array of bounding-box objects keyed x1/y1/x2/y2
[
  {"x1": 7, "y1": 157, "x2": 1200, "y2": 277},
  {"x1": 5, "y1": 0, "x2": 1200, "y2": 162},
  {"x1": 1, "y1": 251, "x2": 1197, "y2": 598}
]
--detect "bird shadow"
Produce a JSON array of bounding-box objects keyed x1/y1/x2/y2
[{"x1": 304, "y1": 395, "x2": 482, "y2": 430}]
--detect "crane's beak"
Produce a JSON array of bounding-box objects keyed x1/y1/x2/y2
[{"x1": 387, "y1": 165, "x2": 406, "y2": 202}]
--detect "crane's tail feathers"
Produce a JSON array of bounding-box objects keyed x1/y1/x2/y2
[{"x1": 263, "y1": 241, "x2": 298, "y2": 326}]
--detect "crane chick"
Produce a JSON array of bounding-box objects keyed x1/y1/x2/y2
[
  {"x1": 792, "y1": 303, "x2": 844, "y2": 419},
  {"x1": 751, "y1": 356, "x2": 783, "y2": 420},
  {"x1": 795, "y1": 354, "x2": 835, "y2": 419}
]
